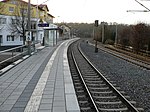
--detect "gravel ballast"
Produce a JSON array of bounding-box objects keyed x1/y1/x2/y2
[{"x1": 80, "y1": 41, "x2": 150, "y2": 111}]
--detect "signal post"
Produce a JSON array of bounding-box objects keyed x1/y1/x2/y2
[{"x1": 94, "y1": 20, "x2": 98, "y2": 53}]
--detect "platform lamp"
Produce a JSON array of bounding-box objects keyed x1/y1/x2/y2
[
  {"x1": 36, "y1": 0, "x2": 39, "y2": 43},
  {"x1": 94, "y1": 20, "x2": 99, "y2": 53}
]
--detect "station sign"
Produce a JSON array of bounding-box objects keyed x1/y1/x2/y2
[{"x1": 38, "y1": 23, "x2": 49, "y2": 27}]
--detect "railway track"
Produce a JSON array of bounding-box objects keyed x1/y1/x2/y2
[
  {"x1": 88, "y1": 41, "x2": 150, "y2": 69},
  {"x1": 68, "y1": 40, "x2": 143, "y2": 112}
]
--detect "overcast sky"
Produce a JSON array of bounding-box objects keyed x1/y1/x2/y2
[{"x1": 22, "y1": 0, "x2": 150, "y2": 24}]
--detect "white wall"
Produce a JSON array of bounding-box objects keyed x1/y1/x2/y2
[{"x1": 0, "y1": 15, "x2": 38, "y2": 46}]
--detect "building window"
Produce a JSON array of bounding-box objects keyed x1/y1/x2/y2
[
  {"x1": 9, "y1": 7, "x2": 14, "y2": 12},
  {"x1": 31, "y1": 21, "x2": 36, "y2": 29},
  {"x1": 0, "y1": 35, "x2": 3, "y2": 44},
  {"x1": 20, "y1": 35, "x2": 23, "y2": 41},
  {"x1": 0, "y1": 18, "x2": 6, "y2": 24},
  {"x1": 20, "y1": 8, "x2": 27, "y2": 14},
  {"x1": 10, "y1": 1, "x2": 17, "y2": 4},
  {"x1": 7, "y1": 35, "x2": 14, "y2": 41},
  {"x1": 12, "y1": 19, "x2": 17, "y2": 24}
]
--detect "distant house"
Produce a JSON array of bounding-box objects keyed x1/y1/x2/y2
[
  {"x1": 59, "y1": 24, "x2": 71, "y2": 39},
  {"x1": 0, "y1": 0, "x2": 55, "y2": 47}
]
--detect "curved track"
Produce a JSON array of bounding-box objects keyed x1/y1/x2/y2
[{"x1": 68, "y1": 40, "x2": 143, "y2": 112}]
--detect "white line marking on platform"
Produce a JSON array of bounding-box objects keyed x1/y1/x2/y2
[{"x1": 24, "y1": 41, "x2": 65, "y2": 112}]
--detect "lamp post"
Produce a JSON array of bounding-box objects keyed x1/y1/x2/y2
[
  {"x1": 27, "y1": 0, "x2": 31, "y2": 55},
  {"x1": 36, "y1": 0, "x2": 39, "y2": 42},
  {"x1": 101, "y1": 22, "x2": 105, "y2": 44},
  {"x1": 28, "y1": 0, "x2": 31, "y2": 31},
  {"x1": 114, "y1": 22, "x2": 118, "y2": 47}
]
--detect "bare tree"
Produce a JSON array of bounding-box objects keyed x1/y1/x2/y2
[
  {"x1": 131, "y1": 23, "x2": 149, "y2": 53},
  {"x1": 0, "y1": 2, "x2": 6, "y2": 31},
  {"x1": 119, "y1": 26, "x2": 132, "y2": 49},
  {"x1": 9, "y1": 1, "x2": 31, "y2": 45}
]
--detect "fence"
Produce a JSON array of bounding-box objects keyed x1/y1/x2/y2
[{"x1": 0, "y1": 44, "x2": 34, "y2": 70}]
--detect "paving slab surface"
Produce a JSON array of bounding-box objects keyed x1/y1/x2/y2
[{"x1": 0, "y1": 39, "x2": 80, "y2": 112}]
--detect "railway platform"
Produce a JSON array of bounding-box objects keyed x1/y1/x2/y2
[{"x1": 0, "y1": 38, "x2": 80, "y2": 112}]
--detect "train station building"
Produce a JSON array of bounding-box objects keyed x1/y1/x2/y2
[{"x1": 0, "y1": 0, "x2": 58, "y2": 47}]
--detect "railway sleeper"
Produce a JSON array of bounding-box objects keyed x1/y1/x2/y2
[
  {"x1": 89, "y1": 87, "x2": 109, "y2": 90},
  {"x1": 89, "y1": 88, "x2": 111, "y2": 92},
  {"x1": 76, "y1": 90, "x2": 85, "y2": 93},
  {"x1": 76, "y1": 89, "x2": 86, "y2": 93},
  {"x1": 129, "y1": 101, "x2": 136, "y2": 104},
  {"x1": 136, "y1": 108, "x2": 144, "y2": 111},
  {"x1": 93, "y1": 95, "x2": 117, "y2": 99},
  {"x1": 72, "y1": 76, "x2": 80, "y2": 80},
  {"x1": 77, "y1": 94, "x2": 87, "y2": 98},
  {"x1": 99, "y1": 107, "x2": 128, "y2": 112},
  {"x1": 96, "y1": 101, "x2": 123, "y2": 105},
  {"x1": 85, "y1": 81, "x2": 104, "y2": 84},
  {"x1": 83, "y1": 71, "x2": 97, "y2": 74},
  {"x1": 72, "y1": 75, "x2": 80, "y2": 78},
  {"x1": 75, "y1": 86, "x2": 84, "y2": 89},
  {"x1": 78, "y1": 96, "x2": 89, "y2": 101},
  {"x1": 88, "y1": 85, "x2": 108, "y2": 88},
  {"x1": 87, "y1": 83, "x2": 117, "y2": 87},
  {"x1": 85, "y1": 80, "x2": 103, "y2": 83},
  {"x1": 77, "y1": 92, "x2": 88, "y2": 96},
  {"x1": 95, "y1": 97, "x2": 121, "y2": 102},
  {"x1": 83, "y1": 75, "x2": 99, "y2": 78},
  {"x1": 91, "y1": 90, "x2": 113, "y2": 94},
  {"x1": 96, "y1": 101, "x2": 139, "y2": 110},
  {"x1": 74, "y1": 82, "x2": 83, "y2": 86},
  {"x1": 119, "y1": 91, "x2": 126, "y2": 94},
  {"x1": 79, "y1": 102, "x2": 92, "y2": 107},
  {"x1": 73, "y1": 80, "x2": 82, "y2": 83},
  {"x1": 84, "y1": 78, "x2": 102, "y2": 81},
  {"x1": 92, "y1": 92, "x2": 116, "y2": 97},
  {"x1": 80, "y1": 68, "x2": 93, "y2": 71},
  {"x1": 97, "y1": 103, "x2": 127, "y2": 109},
  {"x1": 75, "y1": 86, "x2": 84, "y2": 90},
  {"x1": 115, "y1": 87, "x2": 121, "y2": 90},
  {"x1": 70, "y1": 70, "x2": 77, "y2": 73},
  {"x1": 80, "y1": 107, "x2": 94, "y2": 112},
  {"x1": 79, "y1": 100, "x2": 89, "y2": 104},
  {"x1": 76, "y1": 88, "x2": 85, "y2": 92},
  {"x1": 80, "y1": 68, "x2": 94, "y2": 71},
  {"x1": 87, "y1": 83, "x2": 106, "y2": 86}
]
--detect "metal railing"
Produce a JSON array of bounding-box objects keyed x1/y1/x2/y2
[{"x1": 0, "y1": 44, "x2": 34, "y2": 70}]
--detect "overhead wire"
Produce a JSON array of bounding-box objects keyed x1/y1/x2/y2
[{"x1": 135, "y1": 0, "x2": 150, "y2": 11}]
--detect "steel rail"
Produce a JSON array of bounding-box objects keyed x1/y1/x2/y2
[{"x1": 71, "y1": 49, "x2": 99, "y2": 112}]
